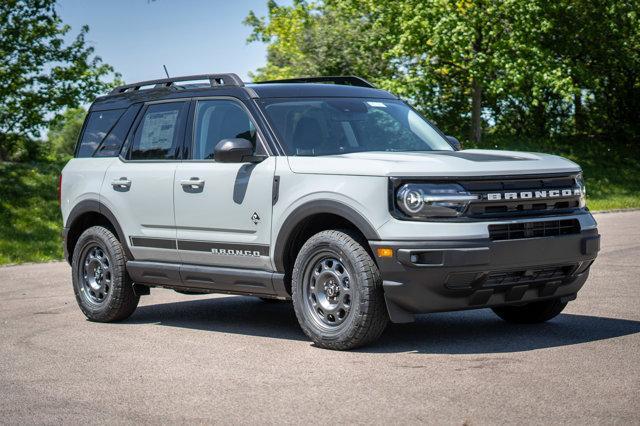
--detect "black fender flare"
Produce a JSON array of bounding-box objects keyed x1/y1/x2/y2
[
  {"x1": 65, "y1": 199, "x2": 132, "y2": 261},
  {"x1": 273, "y1": 199, "x2": 380, "y2": 272}
]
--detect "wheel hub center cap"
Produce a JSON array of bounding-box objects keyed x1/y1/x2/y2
[{"x1": 324, "y1": 279, "x2": 340, "y2": 298}]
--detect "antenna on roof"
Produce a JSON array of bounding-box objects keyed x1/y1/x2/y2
[{"x1": 163, "y1": 65, "x2": 170, "y2": 78}]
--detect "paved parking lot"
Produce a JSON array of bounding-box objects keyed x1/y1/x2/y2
[{"x1": 1, "y1": 211, "x2": 639, "y2": 424}]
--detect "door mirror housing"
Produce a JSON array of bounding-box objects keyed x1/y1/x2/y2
[
  {"x1": 446, "y1": 135, "x2": 462, "y2": 151},
  {"x1": 213, "y1": 138, "x2": 256, "y2": 163}
]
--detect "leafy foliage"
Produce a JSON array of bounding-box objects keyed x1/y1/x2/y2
[
  {"x1": 245, "y1": 0, "x2": 640, "y2": 143},
  {"x1": 0, "y1": 0, "x2": 117, "y2": 159},
  {"x1": 0, "y1": 161, "x2": 64, "y2": 264},
  {"x1": 48, "y1": 108, "x2": 86, "y2": 157}
]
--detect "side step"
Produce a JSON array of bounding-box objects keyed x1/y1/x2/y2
[{"x1": 126, "y1": 261, "x2": 289, "y2": 299}]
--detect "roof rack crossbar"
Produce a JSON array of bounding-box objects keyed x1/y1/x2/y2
[
  {"x1": 255, "y1": 76, "x2": 376, "y2": 88},
  {"x1": 110, "y1": 73, "x2": 244, "y2": 94}
]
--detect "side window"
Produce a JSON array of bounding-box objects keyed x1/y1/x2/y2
[
  {"x1": 76, "y1": 109, "x2": 124, "y2": 158},
  {"x1": 94, "y1": 104, "x2": 143, "y2": 157},
  {"x1": 193, "y1": 100, "x2": 257, "y2": 160},
  {"x1": 129, "y1": 102, "x2": 187, "y2": 160}
]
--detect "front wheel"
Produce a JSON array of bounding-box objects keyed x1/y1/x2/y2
[
  {"x1": 292, "y1": 230, "x2": 388, "y2": 350},
  {"x1": 71, "y1": 226, "x2": 139, "y2": 322},
  {"x1": 491, "y1": 298, "x2": 567, "y2": 324}
]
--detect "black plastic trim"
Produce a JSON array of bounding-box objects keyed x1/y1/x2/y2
[
  {"x1": 126, "y1": 261, "x2": 288, "y2": 298},
  {"x1": 370, "y1": 229, "x2": 599, "y2": 322},
  {"x1": 64, "y1": 200, "x2": 133, "y2": 262},
  {"x1": 273, "y1": 199, "x2": 380, "y2": 272}
]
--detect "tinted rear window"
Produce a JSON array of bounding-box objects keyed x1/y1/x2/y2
[
  {"x1": 94, "y1": 104, "x2": 142, "y2": 157},
  {"x1": 76, "y1": 109, "x2": 125, "y2": 157}
]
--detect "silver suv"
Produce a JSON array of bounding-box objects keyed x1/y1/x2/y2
[{"x1": 60, "y1": 74, "x2": 600, "y2": 350}]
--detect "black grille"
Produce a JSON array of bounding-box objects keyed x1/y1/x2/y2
[
  {"x1": 483, "y1": 265, "x2": 576, "y2": 287},
  {"x1": 460, "y1": 175, "x2": 582, "y2": 218},
  {"x1": 489, "y1": 219, "x2": 580, "y2": 241}
]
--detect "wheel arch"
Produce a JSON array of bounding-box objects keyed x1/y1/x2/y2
[
  {"x1": 273, "y1": 200, "x2": 380, "y2": 283},
  {"x1": 64, "y1": 200, "x2": 131, "y2": 264}
]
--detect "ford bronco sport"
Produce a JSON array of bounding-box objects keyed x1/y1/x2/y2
[{"x1": 60, "y1": 73, "x2": 600, "y2": 350}]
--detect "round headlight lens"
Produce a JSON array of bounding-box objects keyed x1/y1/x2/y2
[{"x1": 396, "y1": 183, "x2": 477, "y2": 219}]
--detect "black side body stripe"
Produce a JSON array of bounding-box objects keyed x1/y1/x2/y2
[
  {"x1": 130, "y1": 237, "x2": 269, "y2": 256},
  {"x1": 130, "y1": 237, "x2": 177, "y2": 250}
]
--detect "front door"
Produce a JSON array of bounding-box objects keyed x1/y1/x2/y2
[
  {"x1": 101, "y1": 100, "x2": 189, "y2": 263},
  {"x1": 174, "y1": 98, "x2": 275, "y2": 270}
]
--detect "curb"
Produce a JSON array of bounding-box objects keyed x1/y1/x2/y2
[
  {"x1": 591, "y1": 208, "x2": 640, "y2": 214},
  {"x1": 0, "y1": 259, "x2": 65, "y2": 268}
]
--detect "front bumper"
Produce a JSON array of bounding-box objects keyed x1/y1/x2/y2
[{"x1": 370, "y1": 229, "x2": 600, "y2": 323}]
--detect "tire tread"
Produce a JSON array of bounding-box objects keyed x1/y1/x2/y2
[
  {"x1": 292, "y1": 229, "x2": 388, "y2": 350},
  {"x1": 72, "y1": 226, "x2": 139, "y2": 322}
]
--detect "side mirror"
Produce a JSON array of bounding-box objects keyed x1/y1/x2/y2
[
  {"x1": 213, "y1": 138, "x2": 254, "y2": 163},
  {"x1": 446, "y1": 135, "x2": 462, "y2": 150}
]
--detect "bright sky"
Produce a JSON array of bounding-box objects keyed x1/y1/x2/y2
[{"x1": 56, "y1": 0, "x2": 287, "y2": 84}]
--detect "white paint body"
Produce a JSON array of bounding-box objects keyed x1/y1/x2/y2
[{"x1": 62, "y1": 147, "x2": 597, "y2": 272}]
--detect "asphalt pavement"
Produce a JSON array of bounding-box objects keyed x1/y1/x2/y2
[{"x1": 0, "y1": 211, "x2": 639, "y2": 424}]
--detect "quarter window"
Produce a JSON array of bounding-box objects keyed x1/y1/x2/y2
[
  {"x1": 76, "y1": 109, "x2": 124, "y2": 158},
  {"x1": 193, "y1": 100, "x2": 257, "y2": 160},
  {"x1": 129, "y1": 102, "x2": 187, "y2": 160}
]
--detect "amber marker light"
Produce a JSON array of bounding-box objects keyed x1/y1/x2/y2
[{"x1": 376, "y1": 247, "x2": 394, "y2": 258}]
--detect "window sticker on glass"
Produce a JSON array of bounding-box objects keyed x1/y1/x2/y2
[
  {"x1": 139, "y1": 110, "x2": 178, "y2": 150},
  {"x1": 367, "y1": 101, "x2": 387, "y2": 108}
]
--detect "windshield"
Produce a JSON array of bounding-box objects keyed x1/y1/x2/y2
[{"x1": 259, "y1": 98, "x2": 454, "y2": 156}]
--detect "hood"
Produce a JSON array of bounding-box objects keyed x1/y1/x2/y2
[{"x1": 286, "y1": 149, "x2": 581, "y2": 177}]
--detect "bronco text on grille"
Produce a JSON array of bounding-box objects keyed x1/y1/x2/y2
[{"x1": 461, "y1": 174, "x2": 584, "y2": 218}]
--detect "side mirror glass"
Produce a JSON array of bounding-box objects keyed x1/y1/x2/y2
[
  {"x1": 446, "y1": 135, "x2": 462, "y2": 150},
  {"x1": 213, "y1": 138, "x2": 254, "y2": 163}
]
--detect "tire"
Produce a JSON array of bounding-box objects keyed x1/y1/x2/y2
[
  {"x1": 71, "y1": 226, "x2": 139, "y2": 322},
  {"x1": 491, "y1": 298, "x2": 567, "y2": 324},
  {"x1": 292, "y1": 229, "x2": 388, "y2": 350}
]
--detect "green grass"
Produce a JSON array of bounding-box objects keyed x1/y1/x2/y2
[
  {"x1": 0, "y1": 138, "x2": 638, "y2": 265},
  {"x1": 0, "y1": 161, "x2": 65, "y2": 265},
  {"x1": 471, "y1": 135, "x2": 640, "y2": 211}
]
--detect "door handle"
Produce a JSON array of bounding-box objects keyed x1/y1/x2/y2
[
  {"x1": 111, "y1": 177, "x2": 131, "y2": 191},
  {"x1": 180, "y1": 177, "x2": 205, "y2": 191}
]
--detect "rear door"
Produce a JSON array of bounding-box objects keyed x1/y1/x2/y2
[
  {"x1": 101, "y1": 100, "x2": 189, "y2": 263},
  {"x1": 173, "y1": 97, "x2": 275, "y2": 270}
]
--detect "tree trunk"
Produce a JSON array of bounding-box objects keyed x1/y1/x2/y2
[
  {"x1": 471, "y1": 78, "x2": 482, "y2": 143},
  {"x1": 574, "y1": 93, "x2": 584, "y2": 133}
]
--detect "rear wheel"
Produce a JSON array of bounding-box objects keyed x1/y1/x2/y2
[
  {"x1": 292, "y1": 230, "x2": 388, "y2": 350},
  {"x1": 72, "y1": 226, "x2": 139, "y2": 322},
  {"x1": 492, "y1": 298, "x2": 567, "y2": 324}
]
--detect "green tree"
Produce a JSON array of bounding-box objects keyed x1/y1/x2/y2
[
  {"x1": 245, "y1": 0, "x2": 640, "y2": 143},
  {"x1": 47, "y1": 107, "x2": 86, "y2": 157},
  {"x1": 244, "y1": 0, "x2": 395, "y2": 83},
  {"x1": 540, "y1": 0, "x2": 640, "y2": 141},
  {"x1": 0, "y1": 0, "x2": 117, "y2": 160}
]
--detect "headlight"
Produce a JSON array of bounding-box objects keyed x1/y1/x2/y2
[
  {"x1": 576, "y1": 173, "x2": 586, "y2": 208},
  {"x1": 396, "y1": 183, "x2": 478, "y2": 219}
]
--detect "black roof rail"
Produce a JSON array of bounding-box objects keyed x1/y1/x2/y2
[
  {"x1": 109, "y1": 73, "x2": 244, "y2": 95},
  {"x1": 255, "y1": 76, "x2": 376, "y2": 88}
]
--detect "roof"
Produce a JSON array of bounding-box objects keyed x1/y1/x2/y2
[
  {"x1": 246, "y1": 83, "x2": 397, "y2": 99},
  {"x1": 90, "y1": 74, "x2": 397, "y2": 111}
]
